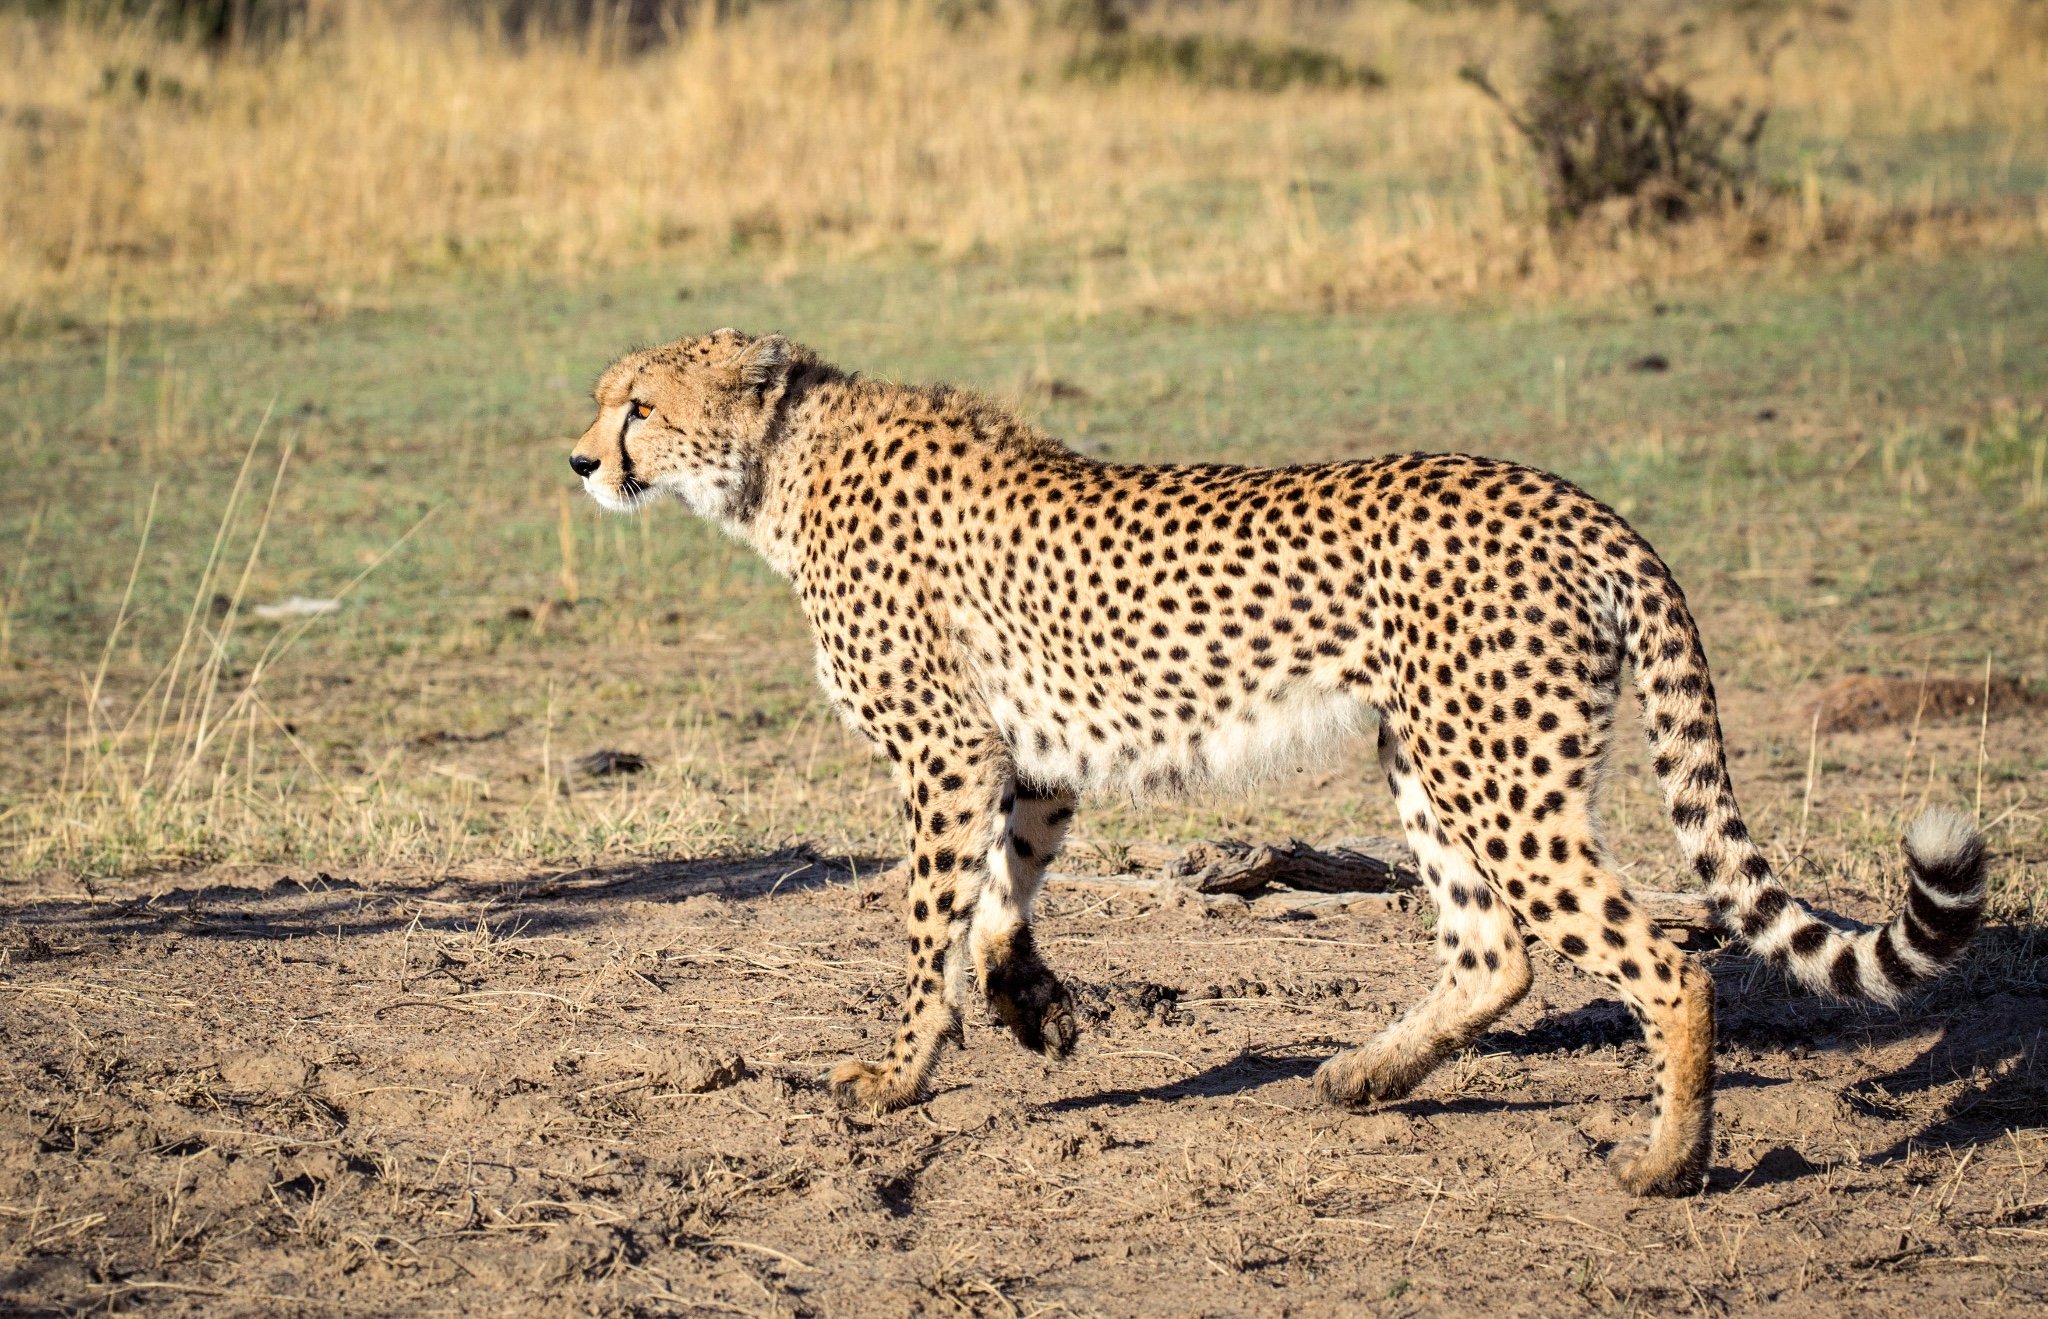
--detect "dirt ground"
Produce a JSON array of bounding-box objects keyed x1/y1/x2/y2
[{"x1": 4, "y1": 703, "x2": 2045, "y2": 1317}]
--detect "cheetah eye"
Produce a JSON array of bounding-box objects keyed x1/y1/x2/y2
[{"x1": 629, "y1": 400, "x2": 655, "y2": 420}]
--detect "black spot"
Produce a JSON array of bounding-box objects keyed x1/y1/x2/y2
[
  {"x1": 1904, "y1": 886, "x2": 1980, "y2": 958},
  {"x1": 1789, "y1": 923, "x2": 1830, "y2": 956},
  {"x1": 1873, "y1": 925, "x2": 1921, "y2": 990},
  {"x1": 1828, "y1": 946, "x2": 1863, "y2": 998},
  {"x1": 1741, "y1": 887, "x2": 1787, "y2": 937},
  {"x1": 1910, "y1": 831, "x2": 1987, "y2": 896}
]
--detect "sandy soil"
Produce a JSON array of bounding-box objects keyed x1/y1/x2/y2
[{"x1": 3, "y1": 816, "x2": 2044, "y2": 1316}]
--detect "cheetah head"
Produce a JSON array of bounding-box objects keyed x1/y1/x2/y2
[{"x1": 569, "y1": 328, "x2": 802, "y2": 523}]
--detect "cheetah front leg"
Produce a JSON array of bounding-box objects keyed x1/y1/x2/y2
[
  {"x1": 829, "y1": 741, "x2": 1007, "y2": 1113},
  {"x1": 972, "y1": 781, "x2": 1080, "y2": 1057}
]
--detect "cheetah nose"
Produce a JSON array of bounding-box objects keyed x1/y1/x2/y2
[{"x1": 569, "y1": 454, "x2": 601, "y2": 478}]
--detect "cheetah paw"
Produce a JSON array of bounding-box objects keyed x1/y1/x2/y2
[
  {"x1": 990, "y1": 976, "x2": 1080, "y2": 1059},
  {"x1": 1313, "y1": 1046, "x2": 1422, "y2": 1109},
  {"x1": 827, "y1": 1058, "x2": 923, "y2": 1114},
  {"x1": 1607, "y1": 1135, "x2": 1705, "y2": 1197}
]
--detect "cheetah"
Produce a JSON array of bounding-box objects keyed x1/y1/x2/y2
[{"x1": 568, "y1": 329, "x2": 1986, "y2": 1196}]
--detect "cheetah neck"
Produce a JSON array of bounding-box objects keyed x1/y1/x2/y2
[
  {"x1": 719, "y1": 370, "x2": 851, "y2": 576},
  {"x1": 739, "y1": 376, "x2": 1078, "y2": 579}
]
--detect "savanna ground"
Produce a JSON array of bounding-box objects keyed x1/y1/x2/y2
[{"x1": 5, "y1": 1, "x2": 2048, "y2": 1314}]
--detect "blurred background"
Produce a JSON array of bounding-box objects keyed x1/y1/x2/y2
[
  {"x1": 3, "y1": 0, "x2": 2045, "y2": 899},
  {"x1": 5, "y1": 0, "x2": 2045, "y2": 318}
]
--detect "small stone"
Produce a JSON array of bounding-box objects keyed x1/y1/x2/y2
[
  {"x1": 217, "y1": 1051, "x2": 316, "y2": 1098},
  {"x1": 574, "y1": 749, "x2": 648, "y2": 777}
]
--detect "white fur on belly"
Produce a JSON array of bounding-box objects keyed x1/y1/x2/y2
[{"x1": 999, "y1": 682, "x2": 1373, "y2": 798}]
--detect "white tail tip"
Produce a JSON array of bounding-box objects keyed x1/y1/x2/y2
[{"x1": 1904, "y1": 806, "x2": 1981, "y2": 874}]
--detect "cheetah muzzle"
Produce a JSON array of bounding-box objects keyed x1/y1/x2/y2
[{"x1": 569, "y1": 329, "x2": 1988, "y2": 1196}]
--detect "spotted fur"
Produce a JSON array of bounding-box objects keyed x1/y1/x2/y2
[{"x1": 570, "y1": 330, "x2": 1986, "y2": 1196}]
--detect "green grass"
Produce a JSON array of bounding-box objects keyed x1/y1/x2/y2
[{"x1": 4, "y1": 247, "x2": 2046, "y2": 883}]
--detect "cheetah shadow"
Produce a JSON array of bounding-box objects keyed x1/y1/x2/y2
[
  {"x1": 1699, "y1": 927, "x2": 2045, "y2": 1179},
  {"x1": 1044, "y1": 1045, "x2": 1575, "y2": 1115},
  {"x1": 1496, "y1": 927, "x2": 2047, "y2": 1187},
  {"x1": 12, "y1": 851, "x2": 2032, "y2": 1193},
  {"x1": 1045, "y1": 1048, "x2": 1315, "y2": 1110},
  {"x1": 1045, "y1": 925, "x2": 2043, "y2": 1192},
  {"x1": 1831, "y1": 925, "x2": 2046, "y2": 1167},
  {"x1": 0, "y1": 846, "x2": 887, "y2": 949}
]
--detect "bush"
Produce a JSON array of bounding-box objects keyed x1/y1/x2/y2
[
  {"x1": 465, "y1": 0, "x2": 740, "y2": 54},
  {"x1": 1066, "y1": 31, "x2": 1384, "y2": 94},
  {"x1": 1460, "y1": 9, "x2": 1768, "y2": 226},
  {"x1": 1, "y1": 0, "x2": 739, "y2": 53},
  {"x1": 3, "y1": 0, "x2": 311, "y2": 46}
]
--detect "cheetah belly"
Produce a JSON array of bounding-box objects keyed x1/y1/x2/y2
[{"x1": 992, "y1": 679, "x2": 1374, "y2": 799}]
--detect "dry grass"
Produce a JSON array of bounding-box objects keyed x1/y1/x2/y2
[
  {"x1": 9, "y1": 427, "x2": 778, "y2": 883},
  {"x1": 4, "y1": 0, "x2": 2047, "y2": 322},
  {"x1": 6, "y1": 240, "x2": 2045, "y2": 892},
  {"x1": 14, "y1": 449, "x2": 2044, "y2": 922},
  {"x1": 3, "y1": 0, "x2": 2043, "y2": 894}
]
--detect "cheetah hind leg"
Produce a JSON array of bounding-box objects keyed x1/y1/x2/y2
[{"x1": 1316, "y1": 725, "x2": 1532, "y2": 1107}]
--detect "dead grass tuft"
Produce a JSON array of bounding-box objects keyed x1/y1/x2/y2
[{"x1": 2, "y1": 0, "x2": 2045, "y2": 321}]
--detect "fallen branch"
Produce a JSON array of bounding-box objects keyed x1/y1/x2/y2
[
  {"x1": 1041, "y1": 836, "x2": 1720, "y2": 934},
  {"x1": 1164, "y1": 836, "x2": 1414, "y2": 895},
  {"x1": 1047, "y1": 868, "x2": 1414, "y2": 916}
]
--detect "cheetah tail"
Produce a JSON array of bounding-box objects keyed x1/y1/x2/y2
[{"x1": 1619, "y1": 573, "x2": 1986, "y2": 1007}]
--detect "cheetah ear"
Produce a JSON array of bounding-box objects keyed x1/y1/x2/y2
[{"x1": 732, "y1": 334, "x2": 792, "y2": 399}]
